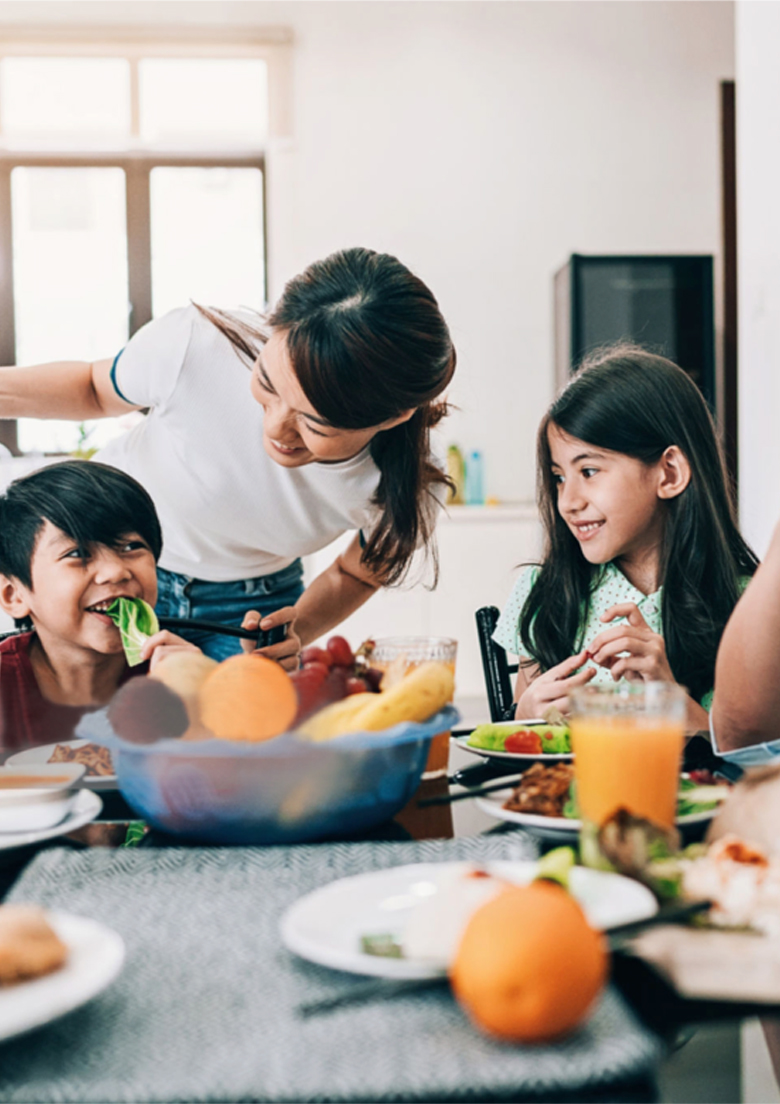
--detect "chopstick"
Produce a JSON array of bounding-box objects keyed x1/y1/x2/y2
[
  {"x1": 297, "y1": 977, "x2": 447, "y2": 1018},
  {"x1": 604, "y1": 898, "x2": 712, "y2": 950},
  {"x1": 417, "y1": 775, "x2": 524, "y2": 807},
  {"x1": 158, "y1": 617, "x2": 286, "y2": 646},
  {"x1": 294, "y1": 899, "x2": 713, "y2": 1018}
]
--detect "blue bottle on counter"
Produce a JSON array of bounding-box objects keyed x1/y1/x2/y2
[{"x1": 466, "y1": 450, "x2": 484, "y2": 505}]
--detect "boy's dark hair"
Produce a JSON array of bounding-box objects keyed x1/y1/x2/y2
[
  {"x1": 0, "y1": 460, "x2": 163, "y2": 592},
  {"x1": 521, "y1": 343, "x2": 759, "y2": 703}
]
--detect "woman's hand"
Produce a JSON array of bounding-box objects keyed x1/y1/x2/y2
[
  {"x1": 141, "y1": 630, "x2": 202, "y2": 671},
  {"x1": 515, "y1": 650, "x2": 596, "y2": 718},
  {"x1": 240, "y1": 606, "x2": 301, "y2": 672},
  {"x1": 587, "y1": 603, "x2": 675, "y2": 683}
]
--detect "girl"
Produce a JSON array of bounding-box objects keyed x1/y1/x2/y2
[
  {"x1": 0, "y1": 248, "x2": 455, "y2": 661},
  {"x1": 493, "y1": 344, "x2": 758, "y2": 731}
]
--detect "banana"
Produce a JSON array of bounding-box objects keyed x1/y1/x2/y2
[
  {"x1": 344, "y1": 661, "x2": 454, "y2": 733},
  {"x1": 296, "y1": 693, "x2": 377, "y2": 741}
]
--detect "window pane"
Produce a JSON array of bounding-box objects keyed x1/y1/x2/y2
[
  {"x1": 150, "y1": 167, "x2": 265, "y2": 317},
  {"x1": 11, "y1": 167, "x2": 130, "y2": 453},
  {"x1": 0, "y1": 58, "x2": 130, "y2": 138},
  {"x1": 139, "y1": 59, "x2": 268, "y2": 144}
]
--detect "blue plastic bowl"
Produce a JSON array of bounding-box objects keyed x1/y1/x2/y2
[{"x1": 94, "y1": 706, "x2": 459, "y2": 844}]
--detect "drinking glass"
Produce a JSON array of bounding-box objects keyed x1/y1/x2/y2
[
  {"x1": 370, "y1": 637, "x2": 457, "y2": 778},
  {"x1": 569, "y1": 682, "x2": 686, "y2": 867}
]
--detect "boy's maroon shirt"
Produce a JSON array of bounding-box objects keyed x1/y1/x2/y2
[{"x1": 0, "y1": 632, "x2": 148, "y2": 752}]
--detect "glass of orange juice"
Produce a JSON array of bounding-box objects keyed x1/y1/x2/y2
[
  {"x1": 569, "y1": 682, "x2": 686, "y2": 867},
  {"x1": 370, "y1": 637, "x2": 457, "y2": 778}
]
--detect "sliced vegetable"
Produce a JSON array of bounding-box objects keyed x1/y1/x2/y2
[
  {"x1": 535, "y1": 847, "x2": 576, "y2": 889},
  {"x1": 361, "y1": 933, "x2": 404, "y2": 958},
  {"x1": 504, "y1": 730, "x2": 543, "y2": 755},
  {"x1": 106, "y1": 597, "x2": 159, "y2": 666},
  {"x1": 540, "y1": 727, "x2": 572, "y2": 754},
  {"x1": 467, "y1": 723, "x2": 511, "y2": 751},
  {"x1": 562, "y1": 782, "x2": 579, "y2": 819},
  {"x1": 676, "y1": 777, "x2": 730, "y2": 817}
]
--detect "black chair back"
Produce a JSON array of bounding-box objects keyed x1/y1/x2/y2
[{"x1": 475, "y1": 606, "x2": 519, "y2": 722}]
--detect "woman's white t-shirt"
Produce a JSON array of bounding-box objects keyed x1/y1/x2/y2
[{"x1": 96, "y1": 305, "x2": 383, "y2": 582}]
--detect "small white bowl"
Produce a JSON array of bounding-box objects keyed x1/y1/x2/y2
[{"x1": 0, "y1": 765, "x2": 86, "y2": 832}]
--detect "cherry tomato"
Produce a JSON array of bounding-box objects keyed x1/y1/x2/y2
[{"x1": 504, "y1": 730, "x2": 543, "y2": 755}]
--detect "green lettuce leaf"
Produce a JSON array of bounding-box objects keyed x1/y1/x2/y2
[
  {"x1": 467, "y1": 724, "x2": 510, "y2": 750},
  {"x1": 106, "y1": 597, "x2": 159, "y2": 666},
  {"x1": 535, "y1": 846, "x2": 576, "y2": 889},
  {"x1": 562, "y1": 781, "x2": 579, "y2": 819},
  {"x1": 539, "y1": 725, "x2": 572, "y2": 754}
]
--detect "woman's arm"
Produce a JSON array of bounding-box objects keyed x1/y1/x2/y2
[
  {"x1": 0, "y1": 359, "x2": 139, "y2": 420},
  {"x1": 292, "y1": 534, "x2": 382, "y2": 646},
  {"x1": 712, "y1": 523, "x2": 780, "y2": 751}
]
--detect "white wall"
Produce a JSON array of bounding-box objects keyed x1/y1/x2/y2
[
  {"x1": 273, "y1": 0, "x2": 734, "y2": 503},
  {"x1": 0, "y1": 0, "x2": 734, "y2": 505},
  {"x1": 736, "y1": 0, "x2": 780, "y2": 556}
]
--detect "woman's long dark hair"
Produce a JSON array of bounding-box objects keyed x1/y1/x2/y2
[
  {"x1": 520, "y1": 344, "x2": 758, "y2": 702},
  {"x1": 197, "y1": 248, "x2": 455, "y2": 585}
]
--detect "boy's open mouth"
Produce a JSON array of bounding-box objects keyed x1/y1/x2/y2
[{"x1": 85, "y1": 597, "x2": 136, "y2": 622}]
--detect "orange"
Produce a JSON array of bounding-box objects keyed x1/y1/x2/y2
[
  {"x1": 198, "y1": 654, "x2": 297, "y2": 742},
  {"x1": 450, "y1": 881, "x2": 608, "y2": 1043}
]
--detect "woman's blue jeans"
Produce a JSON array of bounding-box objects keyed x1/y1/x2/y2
[{"x1": 155, "y1": 560, "x2": 305, "y2": 662}]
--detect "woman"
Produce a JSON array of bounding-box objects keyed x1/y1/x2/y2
[{"x1": 0, "y1": 248, "x2": 456, "y2": 664}]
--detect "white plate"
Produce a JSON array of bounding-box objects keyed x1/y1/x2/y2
[
  {"x1": 6, "y1": 741, "x2": 117, "y2": 792},
  {"x1": 454, "y1": 736, "x2": 573, "y2": 764},
  {"x1": 476, "y1": 790, "x2": 717, "y2": 842},
  {"x1": 280, "y1": 860, "x2": 657, "y2": 979},
  {"x1": 0, "y1": 911, "x2": 124, "y2": 1042},
  {"x1": 0, "y1": 789, "x2": 102, "y2": 852}
]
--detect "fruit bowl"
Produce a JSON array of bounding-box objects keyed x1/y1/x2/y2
[{"x1": 91, "y1": 706, "x2": 459, "y2": 845}]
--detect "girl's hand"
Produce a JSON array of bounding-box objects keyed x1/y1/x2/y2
[
  {"x1": 240, "y1": 606, "x2": 301, "y2": 672},
  {"x1": 587, "y1": 602, "x2": 675, "y2": 683},
  {"x1": 515, "y1": 650, "x2": 596, "y2": 718},
  {"x1": 141, "y1": 630, "x2": 202, "y2": 671}
]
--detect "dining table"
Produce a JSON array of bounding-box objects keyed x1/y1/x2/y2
[{"x1": 0, "y1": 733, "x2": 771, "y2": 1104}]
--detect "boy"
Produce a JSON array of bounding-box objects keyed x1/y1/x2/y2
[{"x1": 0, "y1": 461, "x2": 197, "y2": 750}]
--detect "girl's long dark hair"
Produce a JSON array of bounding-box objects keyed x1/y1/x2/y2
[
  {"x1": 197, "y1": 248, "x2": 455, "y2": 585},
  {"x1": 520, "y1": 344, "x2": 758, "y2": 702}
]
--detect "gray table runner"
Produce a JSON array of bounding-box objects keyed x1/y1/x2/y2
[{"x1": 0, "y1": 835, "x2": 661, "y2": 1103}]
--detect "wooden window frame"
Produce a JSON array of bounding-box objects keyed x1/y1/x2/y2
[{"x1": 0, "y1": 29, "x2": 289, "y2": 454}]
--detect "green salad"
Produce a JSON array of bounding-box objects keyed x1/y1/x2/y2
[
  {"x1": 561, "y1": 775, "x2": 728, "y2": 820},
  {"x1": 467, "y1": 722, "x2": 572, "y2": 755}
]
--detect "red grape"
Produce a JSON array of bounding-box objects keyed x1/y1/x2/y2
[
  {"x1": 323, "y1": 666, "x2": 348, "y2": 704},
  {"x1": 345, "y1": 676, "x2": 369, "y2": 696},
  {"x1": 300, "y1": 646, "x2": 333, "y2": 669},
  {"x1": 290, "y1": 663, "x2": 329, "y2": 723},
  {"x1": 326, "y1": 635, "x2": 354, "y2": 667}
]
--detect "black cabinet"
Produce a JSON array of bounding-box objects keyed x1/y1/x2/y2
[{"x1": 554, "y1": 254, "x2": 715, "y2": 410}]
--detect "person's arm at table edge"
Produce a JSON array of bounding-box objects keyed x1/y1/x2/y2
[
  {"x1": 293, "y1": 533, "x2": 382, "y2": 646},
  {"x1": 712, "y1": 520, "x2": 780, "y2": 751},
  {"x1": 0, "y1": 358, "x2": 140, "y2": 420}
]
